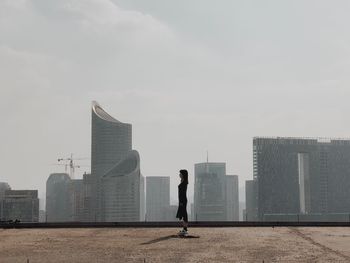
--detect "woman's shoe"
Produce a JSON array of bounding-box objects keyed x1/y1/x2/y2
[{"x1": 178, "y1": 229, "x2": 188, "y2": 236}]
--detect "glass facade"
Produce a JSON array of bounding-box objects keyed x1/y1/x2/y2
[
  {"x1": 89, "y1": 101, "x2": 143, "y2": 222},
  {"x1": 252, "y1": 137, "x2": 350, "y2": 221}
]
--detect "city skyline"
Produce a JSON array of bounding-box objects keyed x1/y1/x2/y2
[{"x1": 2, "y1": 0, "x2": 350, "y2": 207}]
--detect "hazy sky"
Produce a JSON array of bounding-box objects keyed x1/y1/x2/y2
[{"x1": 1, "y1": 0, "x2": 350, "y2": 205}]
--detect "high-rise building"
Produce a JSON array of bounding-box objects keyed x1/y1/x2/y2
[
  {"x1": 69, "y1": 179, "x2": 84, "y2": 221},
  {"x1": 0, "y1": 182, "x2": 11, "y2": 200},
  {"x1": 0, "y1": 182, "x2": 11, "y2": 221},
  {"x1": 253, "y1": 137, "x2": 350, "y2": 220},
  {"x1": 1, "y1": 190, "x2": 39, "y2": 222},
  {"x1": 101, "y1": 150, "x2": 143, "y2": 221},
  {"x1": 245, "y1": 180, "x2": 258, "y2": 221},
  {"x1": 46, "y1": 173, "x2": 71, "y2": 222},
  {"x1": 46, "y1": 173, "x2": 86, "y2": 222},
  {"x1": 146, "y1": 176, "x2": 170, "y2": 221},
  {"x1": 89, "y1": 101, "x2": 143, "y2": 222},
  {"x1": 82, "y1": 172, "x2": 98, "y2": 221},
  {"x1": 226, "y1": 175, "x2": 239, "y2": 221},
  {"x1": 140, "y1": 175, "x2": 145, "y2": 221},
  {"x1": 194, "y1": 162, "x2": 227, "y2": 221},
  {"x1": 91, "y1": 101, "x2": 132, "y2": 178}
]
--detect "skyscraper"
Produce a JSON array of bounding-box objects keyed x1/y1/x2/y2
[
  {"x1": 253, "y1": 137, "x2": 350, "y2": 220},
  {"x1": 0, "y1": 182, "x2": 11, "y2": 221},
  {"x1": 226, "y1": 175, "x2": 239, "y2": 221},
  {"x1": 91, "y1": 101, "x2": 132, "y2": 178},
  {"x1": 89, "y1": 101, "x2": 143, "y2": 222},
  {"x1": 245, "y1": 180, "x2": 258, "y2": 221},
  {"x1": 46, "y1": 173, "x2": 71, "y2": 222},
  {"x1": 69, "y1": 179, "x2": 84, "y2": 221},
  {"x1": 194, "y1": 162, "x2": 227, "y2": 221},
  {"x1": 101, "y1": 150, "x2": 143, "y2": 221},
  {"x1": 146, "y1": 176, "x2": 170, "y2": 221},
  {"x1": 0, "y1": 182, "x2": 11, "y2": 200}
]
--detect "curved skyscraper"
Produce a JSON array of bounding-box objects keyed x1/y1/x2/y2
[
  {"x1": 91, "y1": 101, "x2": 132, "y2": 178},
  {"x1": 102, "y1": 150, "x2": 141, "y2": 222},
  {"x1": 87, "y1": 102, "x2": 144, "y2": 222}
]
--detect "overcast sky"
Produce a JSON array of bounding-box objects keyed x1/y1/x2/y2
[{"x1": 1, "y1": 0, "x2": 350, "y2": 205}]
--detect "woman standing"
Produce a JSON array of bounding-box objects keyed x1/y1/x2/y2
[{"x1": 176, "y1": 169, "x2": 189, "y2": 236}]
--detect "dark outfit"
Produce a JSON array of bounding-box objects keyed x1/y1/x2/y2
[{"x1": 176, "y1": 181, "x2": 188, "y2": 222}]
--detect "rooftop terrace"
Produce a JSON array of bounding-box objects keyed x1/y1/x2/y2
[{"x1": 1, "y1": 227, "x2": 350, "y2": 262}]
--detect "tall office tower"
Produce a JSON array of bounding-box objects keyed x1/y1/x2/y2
[
  {"x1": 46, "y1": 173, "x2": 84, "y2": 222},
  {"x1": 82, "y1": 172, "x2": 98, "y2": 221},
  {"x1": 69, "y1": 179, "x2": 84, "y2": 221},
  {"x1": 46, "y1": 173, "x2": 71, "y2": 222},
  {"x1": 0, "y1": 182, "x2": 11, "y2": 220},
  {"x1": 90, "y1": 101, "x2": 142, "y2": 222},
  {"x1": 0, "y1": 182, "x2": 11, "y2": 200},
  {"x1": 146, "y1": 176, "x2": 170, "y2": 221},
  {"x1": 91, "y1": 101, "x2": 132, "y2": 177},
  {"x1": 101, "y1": 150, "x2": 143, "y2": 221},
  {"x1": 140, "y1": 175, "x2": 145, "y2": 221},
  {"x1": 253, "y1": 137, "x2": 350, "y2": 220},
  {"x1": 194, "y1": 162, "x2": 227, "y2": 221},
  {"x1": 2, "y1": 190, "x2": 39, "y2": 222},
  {"x1": 245, "y1": 180, "x2": 258, "y2": 221},
  {"x1": 226, "y1": 175, "x2": 239, "y2": 221}
]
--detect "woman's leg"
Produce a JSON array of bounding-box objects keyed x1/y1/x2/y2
[{"x1": 182, "y1": 213, "x2": 188, "y2": 231}]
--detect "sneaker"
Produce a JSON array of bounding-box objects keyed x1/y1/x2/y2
[{"x1": 178, "y1": 229, "x2": 188, "y2": 236}]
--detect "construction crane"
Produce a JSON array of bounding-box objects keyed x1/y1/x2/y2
[{"x1": 57, "y1": 153, "x2": 89, "y2": 179}]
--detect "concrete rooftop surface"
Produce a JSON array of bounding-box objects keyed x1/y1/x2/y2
[{"x1": 1, "y1": 227, "x2": 350, "y2": 262}]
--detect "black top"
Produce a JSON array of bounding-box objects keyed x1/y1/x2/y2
[{"x1": 178, "y1": 181, "x2": 187, "y2": 203}]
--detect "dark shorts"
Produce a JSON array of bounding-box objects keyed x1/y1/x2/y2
[{"x1": 176, "y1": 202, "x2": 188, "y2": 222}]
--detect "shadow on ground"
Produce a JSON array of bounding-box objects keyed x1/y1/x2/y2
[{"x1": 141, "y1": 234, "x2": 200, "y2": 245}]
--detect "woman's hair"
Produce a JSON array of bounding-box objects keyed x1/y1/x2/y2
[{"x1": 180, "y1": 169, "x2": 189, "y2": 184}]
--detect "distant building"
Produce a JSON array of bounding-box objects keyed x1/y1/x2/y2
[
  {"x1": 146, "y1": 176, "x2": 170, "y2": 221},
  {"x1": 1, "y1": 190, "x2": 39, "y2": 222},
  {"x1": 239, "y1": 202, "x2": 246, "y2": 221},
  {"x1": 0, "y1": 182, "x2": 11, "y2": 200},
  {"x1": 190, "y1": 203, "x2": 195, "y2": 221},
  {"x1": 245, "y1": 180, "x2": 258, "y2": 221},
  {"x1": 194, "y1": 162, "x2": 227, "y2": 221},
  {"x1": 0, "y1": 182, "x2": 11, "y2": 221},
  {"x1": 48, "y1": 102, "x2": 144, "y2": 222},
  {"x1": 46, "y1": 173, "x2": 71, "y2": 222},
  {"x1": 90, "y1": 102, "x2": 143, "y2": 222},
  {"x1": 69, "y1": 179, "x2": 84, "y2": 221},
  {"x1": 46, "y1": 173, "x2": 87, "y2": 222},
  {"x1": 39, "y1": 210, "x2": 46, "y2": 222},
  {"x1": 101, "y1": 151, "x2": 143, "y2": 222},
  {"x1": 140, "y1": 175, "x2": 145, "y2": 221},
  {"x1": 82, "y1": 172, "x2": 98, "y2": 222},
  {"x1": 253, "y1": 137, "x2": 350, "y2": 220},
  {"x1": 226, "y1": 175, "x2": 239, "y2": 221}
]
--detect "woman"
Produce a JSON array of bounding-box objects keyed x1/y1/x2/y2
[{"x1": 176, "y1": 169, "x2": 189, "y2": 236}]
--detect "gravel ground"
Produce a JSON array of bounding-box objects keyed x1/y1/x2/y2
[{"x1": 1, "y1": 227, "x2": 350, "y2": 262}]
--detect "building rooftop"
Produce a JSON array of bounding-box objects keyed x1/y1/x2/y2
[
  {"x1": 1, "y1": 227, "x2": 349, "y2": 262},
  {"x1": 92, "y1": 101, "x2": 121, "y2": 123}
]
